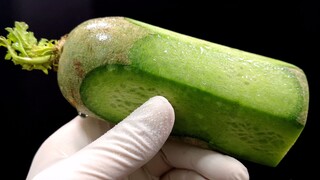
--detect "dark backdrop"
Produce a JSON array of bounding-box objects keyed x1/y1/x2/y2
[{"x1": 0, "y1": 0, "x2": 318, "y2": 179}]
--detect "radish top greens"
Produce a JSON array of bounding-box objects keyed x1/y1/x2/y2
[{"x1": 0, "y1": 21, "x2": 59, "y2": 74}]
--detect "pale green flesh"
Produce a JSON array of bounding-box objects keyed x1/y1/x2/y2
[{"x1": 79, "y1": 18, "x2": 306, "y2": 167}]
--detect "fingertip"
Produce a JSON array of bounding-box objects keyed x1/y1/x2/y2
[
  {"x1": 161, "y1": 141, "x2": 250, "y2": 180},
  {"x1": 201, "y1": 154, "x2": 249, "y2": 180},
  {"x1": 136, "y1": 95, "x2": 175, "y2": 134},
  {"x1": 150, "y1": 95, "x2": 175, "y2": 122},
  {"x1": 222, "y1": 156, "x2": 250, "y2": 180}
]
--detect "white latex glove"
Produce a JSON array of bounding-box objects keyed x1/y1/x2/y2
[{"x1": 26, "y1": 96, "x2": 249, "y2": 180}]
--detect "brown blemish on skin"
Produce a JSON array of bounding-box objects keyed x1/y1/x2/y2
[
  {"x1": 67, "y1": 96, "x2": 77, "y2": 108},
  {"x1": 73, "y1": 60, "x2": 85, "y2": 78},
  {"x1": 68, "y1": 88, "x2": 77, "y2": 107},
  {"x1": 66, "y1": 86, "x2": 82, "y2": 109}
]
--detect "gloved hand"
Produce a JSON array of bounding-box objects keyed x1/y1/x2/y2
[{"x1": 26, "y1": 96, "x2": 249, "y2": 180}]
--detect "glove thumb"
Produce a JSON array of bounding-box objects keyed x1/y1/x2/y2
[{"x1": 33, "y1": 96, "x2": 175, "y2": 180}]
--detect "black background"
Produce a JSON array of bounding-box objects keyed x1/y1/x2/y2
[{"x1": 0, "y1": 0, "x2": 318, "y2": 179}]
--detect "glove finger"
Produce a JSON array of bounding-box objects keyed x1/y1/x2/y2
[
  {"x1": 33, "y1": 96, "x2": 175, "y2": 180},
  {"x1": 27, "y1": 115, "x2": 112, "y2": 180},
  {"x1": 161, "y1": 169, "x2": 207, "y2": 180},
  {"x1": 147, "y1": 140, "x2": 249, "y2": 180},
  {"x1": 164, "y1": 140, "x2": 249, "y2": 179}
]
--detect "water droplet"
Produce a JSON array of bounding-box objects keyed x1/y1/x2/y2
[
  {"x1": 95, "y1": 33, "x2": 109, "y2": 41},
  {"x1": 200, "y1": 46, "x2": 204, "y2": 54},
  {"x1": 78, "y1": 112, "x2": 88, "y2": 118}
]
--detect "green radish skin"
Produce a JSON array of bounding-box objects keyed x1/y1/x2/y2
[{"x1": 57, "y1": 16, "x2": 309, "y2": 167}]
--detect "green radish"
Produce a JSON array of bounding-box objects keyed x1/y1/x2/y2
[{"x1": 0, "y1": 16, "x2": 309, "y2": 167}]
